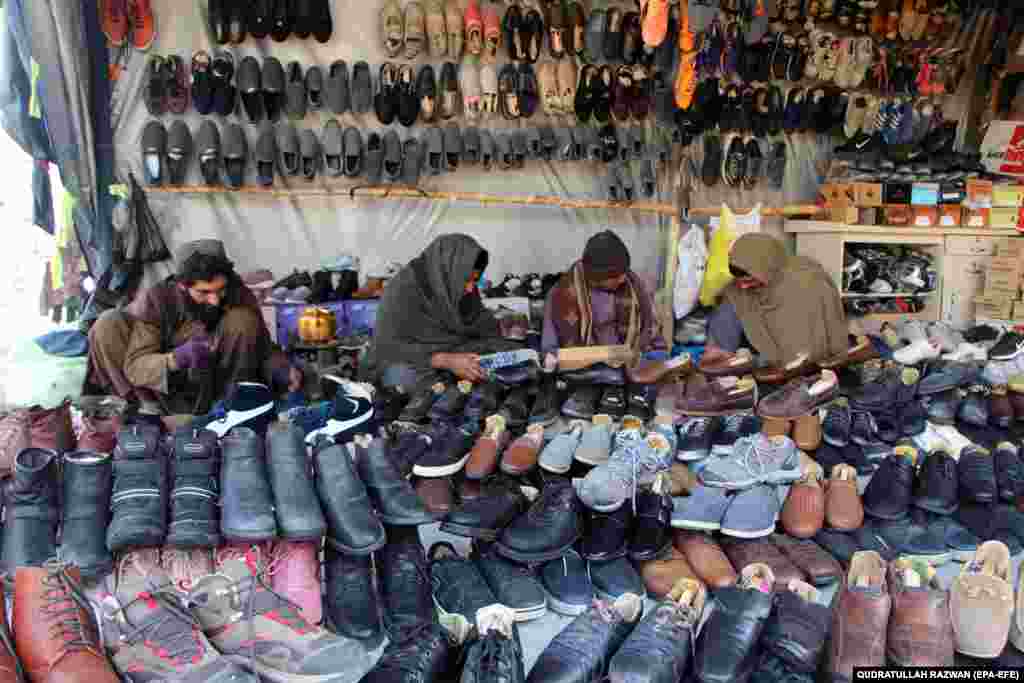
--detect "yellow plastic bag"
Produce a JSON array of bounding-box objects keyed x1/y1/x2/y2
[{"x1": 698, "y1": 211, "x2": 737, "y2": 306}]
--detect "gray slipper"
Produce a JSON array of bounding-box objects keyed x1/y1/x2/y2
[
  {"x1": 553, "y1": 127, "x2": 573, "y2": 161},
  {"x1": 326, "y1": 60, "x2": 350, "y2": 114},
  {"x1": 585, "y1": 9, "x2": 605, "y2": 62},
  {"x1": 585, "y1": 126, "x2": 603, "y2": 161},
  {"x1": 511, "y1": 130, "x2": 527, "y2": 167},
  {"x1": 197, "y1": 120, "x2": 221, "y2": 186},
  {"x1": 277, "y1": 123, "x2": 300, "y2": 176},
  {"x1": 352, "y1": 61, "x2": 373, "y2": 114},
  {"x1": 628, "y1": 126, "x2": 645, "y2": 159},
  {"x1": 639, "y1": 158, "x2": 656, "y2": 198},
  {"x1": 524, "y1": 127, "x2": 541, "y2": 159},
  {"x1": 383, "y1": 129, "x2": 403, "y2": 181},
  {"x1": 306, "y1": 65, "x2": 324, "y2": 111},
  {"x1": 238, "y1": 56, "x2": 263, "y2": 123},
  {"x1": 255, "y1": 127, "x2": 276, "y2": 186},
  {"x1": 343, "y1": 127, "x2": 363, "y2": 177},
  {"x1": 262, "y1": 57, "x2": 285, "y2": 122},
  {"x1": 443, "y1": 123, "x2": 462, "y2": 171},
  {"x1": 462, "y1": 126, "x2": 481, "y2": 164},
  {"x1": 496, "y1": 133, "x2": 515, "y2": 170},
  {"x1": 167, "y1": 120, "x2": 193, "y2": 186},
  {"x1": 425, "y1": 126, "x2": 444, "y2": 175},
  {"x1": 616, "y1": 162, "x2": 635, "y2": 201},
  {"x1": 767, "y1": 140, "x2": 786, "y2": 190},
  {"x1": 322, "y1": 119, "x2": 344, "y2": 177},
  {"x1": 141, "y1": 120, "x2": 167, "y2": 186},
  {"x1": 223, "y1": 123, "x2": 248, "y2": 189},
  {"x1": 569, "y1": 127, "x2": 584, "y2": 160},
  {"x1": 616, "y1": 126, "x2": 631, "y2": 162},
  {"x1": 604, "y1": 164, "x2": 621, "y2": 201},
  {"x1": 539, "y1": 126, "x2": 556, "y2": 161},
  {"x1": 286, "y1": 62, "x2": 307, "y2": 119},
  {"x1": 479, "y1": 128, "x2": 495, "y2": 170},
  {"x1": 366, "y1": 132, "x2": 384, "y2": 184},
  {"x1": 402, "y1": 136, "x2": 424, "y2": 185},
  {"x1": 300, "y1": 128, "x2": 320, "y2": 180}
]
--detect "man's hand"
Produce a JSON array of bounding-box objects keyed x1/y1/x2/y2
[
  {"x1": 433, "y1": 352, "x2": 486, "y2": 382},
  {"x1": 173, "y1": 334, "x2": 216, "y2": 370}
]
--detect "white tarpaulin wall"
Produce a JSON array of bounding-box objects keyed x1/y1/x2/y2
[{"x1": 111, "y1": 0, "x2": 818, "y2": 289}]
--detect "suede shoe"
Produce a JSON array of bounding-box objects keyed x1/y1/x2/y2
[
  {"x1": 762, "y1": 580, "x2": 832, "y2": 672},
  {"x1": 541, "y1": 549, "x2": 594, "y2": 616},
  {"x1": 501, "y1": 424, "x2": 545, "y2": 476},
  {"x1": 695, "y1": 564, "x2": 776, "y2": 683},
  {"x1": 313, "y1": 439, "x2": 386, "y2": 555},
  {"x1": 165, "y1": 427, "x2": 221, "y2": 549},
  {"x1": 914, "y1": 448, "x2": 959, "y2": 515},
  {"x1": 526, "y1": 594, "x2": 644, "y2": 682},
  {"x1": 441, "y1": 477, "x2": 527, "y2": 541},
  {"x1": 379, "y1": 526, "x2": 435, "y2": 634},
  {"x1": 472, "y1": 543, "x2": 547, "y2": 621},
  {"x1": 266, "y1": 421, "x2": 326, "y2": 541},
  {"x1": 829, "y1": 551, "x2": 891, "y2": 682},
  {"x1": 720, "y1": 484, "x2": 781, "y2": 538},
  {"x1": 887, "y1": 557, "x2": 954, "y2": 666},
  {"x1": 496, "y1": 480, "x2": 581, "y2": 562},
  {"x1": 539, "y1": 420, "x2": 585, "y2": 474},
  {"x1": 324, "y1": 547, "x2": 381, "y2": 641},
  {"x1": 959, "y1": 445, "x2": 997, "y2": 504},
  {"x1": 429, "y1": 541, "x2": 498, "y2": 624},
  {"x1": 107, "y1": 424, "x2": 167, "y2": 553},
  {"x1": 356, "y1": 435, "x2": 436, "y2": 525},
  {"x1": 581, "y1": 504, "x2": 630, "y2": 561},
  {"x1": 677, "y1": 375, "x2": 757, "y2": 415},
  {"x1": 863, "y1": 447, "x2": 916, "y2": 520}
]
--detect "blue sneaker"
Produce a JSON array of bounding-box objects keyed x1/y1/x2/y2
[
  {"x1": 304, "y1": 379, "x2": 375, "y2": 445},
  {"x1": 193, "y1": 382, "x2": 275, "y2": 438},
  {"x1": 541, "y1": 550, "x2": 594, "y2": 616}
]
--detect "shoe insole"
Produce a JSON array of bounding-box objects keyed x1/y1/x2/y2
[
  {"x1": 144, "y1": 152, "x2": 163, "y2": 184},
  {"x1": 325, "y1": 154, "x2": 342, "y2": 175}
]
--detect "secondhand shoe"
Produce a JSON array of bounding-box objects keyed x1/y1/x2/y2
[
  {"x1": 700, "y1": 433, "x2": 801, "y2": 490},
  {"x1": 194, "y1": 381, "x2": 276, "y2": 438},
  {"x1": 698, "y1": 349, "x2": 754, "y2": 377},
  {"x1": 459, "y1": 604, "x2": 525, "y2": 683},
  {"x1": 106, "y1": 423, "x2": 168, "y2": 553},
  {"x1": 441, "y1": 476, "x2": 528, "y2": 540},
  {"x1": 913, "y1": 448, "x2": 959, "y2": 516},
  {"x1": 959, "y1": 444, "x2": 997, "y2": 504},
  {"x1": 673, "y1": 530, "x2": 737, "y2": 589},
  {"x1": 465, "y1": 414, "x2": 511, "y2": 480},
  {"x1": 825, "y1": 464, "x2": 863, "y2": 531},
  {"x1": 581, "y1": 504, "x2": 630, "y2": 562},
  {"x1": 59, "y1": 450, "x2": 114, "y2": 578},
  {"x1": 951, "y1": 540, "x2": 1013, "y2": 659},
  {"x1": 313, "y1": 438, "x2": 386, "y2": 555},
  {"x1": 829, "y1": 551, "x2": 890, "y2": 682},
  {"x1": 781, "y1": 471, "x2": 825, "y2": 539},
  {"x1": 428, "y1": 541, "x2": 498, "y2": 624},
  {"x1": 756, "y1": 370, "x2": 839, "y2": 420},
  {"x1": 770, "y1": 534, "x2": 842, "y2": 586},
  {"x1": 862, "y1": 446, "x2": 916, "y2": 521},
  {"x1": 355, "y1": 434, "x2": 438, "y2": 525},
  {"x1": 324, "y1": 547, "x2": 382, "y2": 641},
  {"x1": 471, "y1": 543, "x2": 548, "y2": 622},
  {"x1": 542, "y1": 549, "x2": 595, "y2": 616},
  {"x1": 887, "y1": 557, "x2": 954, "y2": 666},
  {"x1": 849, "y1": 366, "x2": 920, "y2": 411},
  {"x1": 378, "y1": 526, "x2": 435, "y2": 635},
  {"x1": 761, "y1": 580, "x2": 831, "y2": 673},
  {"x1": 266, "y1": 421, "x2": 327, "y2": 541},
  {"x1": 496, "y1": 479, "x2": 581, "y2": 562},
  {"x1": 625, "y1": 354, "x2": 692, "y2": 384},
  {"x1": 676, "y1": 375, "x2": 757, "y2": 415},
  {"x1": 720, "y1": 537, "x2": 806, "y2": 590},
  {"x1": 220, "y1": 427, "x2": 278, "y2": 542},
  {"x1": 576, "y1": 432, "x2": 672, "y2": 512},
  {"x1": 360, "y1": 622, "x2": 453, "y2": 682}
]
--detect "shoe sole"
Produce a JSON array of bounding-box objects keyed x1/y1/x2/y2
[
  {"x1": 412, "y1": 452, "x2": 472, "y2": 478},
  {"x1": 494, "y1": 535, "x2": 579, "y2": 564},
  {"x1": 990, "y1": 347, "x2": 1024, "y2": 361},
  {"x1": 822, "y1": 435, "x2": 849, "y2": 447},
  {"x1": 544, "y1": 591, "x2": 590, "y2": 617},
  {"x1": 304, "y1": 410, "x2": 374, "y2": 445},
  {"x1": 538, "y1": 459, "x2": 572, "y2": 474},
  {"x1": 509, "y1": 603, "x2": 548, "y2": 622},
  {"x1": 594, "y1": 587, "x2": 647, "y2": 602},
  {"x1": 720, "y1": 523, "x2": 776, "y2": 538},
  {"x1": 903, "y1": 549, "x2": 952, "y2": 566},
  {"x1": 913, "y1": 500, "x2": 957, "y2": 516},
  {"x1": 670, "y1": 517, "x2": 721, "y2": 532},
  {"x1": 438, "y1": 522, "x2": 498, "y2": 541},
  {"x1": 701, "y1": 468, "x2": 802, "y2": 490},
  {"x1": 574, "y1": 453, "x2": 610, "y2": 467},
  {"x1": 226, "y1": 655, "x2": 352, "y2": 683},
  {"x1": 676, "y1": 449, "x2": 709, "y2": 462}
]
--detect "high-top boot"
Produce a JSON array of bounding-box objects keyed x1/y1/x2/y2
[
  {"x1": 220, "y1": 427, "x2": 277, "y2": 542},
  {"x1": 75, "y1": 396, "x2": 127, "y2": 454},
  {"x1": 336, "y1": 270, "x2": 359, "y2": 299},
  {"x1": 267, "y1": 421, "x2": 327, "y2": 540},
  {"x1": 14, "y1": 561, "x2": 120, "y2": 683},
  {"x1": 311, "y1": 270, "x2": 335, "y2": 303},
  {"x1": 166, "y1": 426, "x2": 222, "y2": 548},
  {"x1": 313, "y1": 439, "x2": 386, "y2": 555},
  {"x1": 324, "y1": 546, "x2": 382, "y2": 642},
  {"x1": 60, "y1": 450, "x2": 113, "y2": 579},
  {"x1": 354, "y1": 435, "x2": 436, "y2": 526},
  {"x1": 27, "y1": 399, "x2": 76, "y2": 454},
  {"x1": 0, "y1": 589, "x2": 23, "y2": 682},
  {"x1": 2, "y1": 448, "x2": 59, "y2": 573},
  {"x1": 107, "y1": 423, "x2": 168, "y2": 552}
]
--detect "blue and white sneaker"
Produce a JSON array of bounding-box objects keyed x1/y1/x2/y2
[
  {"x1": 194, "y1": 382, "x2": 275, "y2": 438},
  {"x1": 304, "y1": 378, "x2": 375, "y2": 446}
]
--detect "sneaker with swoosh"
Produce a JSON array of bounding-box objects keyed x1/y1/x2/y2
[
  {"x1": 304, "y1": 378, "x2": 375, "y2": 445},
  {"x1": 194, "y1": 382, "x2": 275, "y2": 438}
]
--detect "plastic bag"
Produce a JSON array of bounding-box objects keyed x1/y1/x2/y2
[
  {"x1": 673, "y1": 226, "x2": 708, "y2": 320},
  {"x1": 699, "y1": 216, "x2": 737, "y2": 307}
]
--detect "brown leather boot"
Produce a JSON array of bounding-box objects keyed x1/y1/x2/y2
[
  {"x1": 27, "y1": 399, "x2": 76, "y2": 454},
  {"x1": 14, "y1": 561, "x2": 120, "y2": 683},
  {"x1": 0, "y1": 589, "x2": 23, "y2": 683}
]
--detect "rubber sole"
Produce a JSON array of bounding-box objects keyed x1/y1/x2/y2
[
  {"x1": 677, "y1": 449, "x2": 710, "y2": 462},
  {"x1": 511, "y1": 603, "x2": 548, "y2": 622},
  {"x1": 574, "y1": 453, "x2": 610, "y2": 467},
  {"x1": 413, "y1": 453, "x2": 472, "y2": 478},
  {"x1": 670, "y1": 518, "x2": 721, "y2": 531},
  {"x1": 720, "y1": 523, "x2": 776, "y2": 538},
  {"x1": 701, "y1": 468, "x2": 802, "y2": 491},
  {"x1": 903, "y1": 550, "x2": 952, "y2": 566},
  {"x1": 494, "y1": 535, "x2": 579, "y2": 564},
  {"x1": 544, "y1": 591, "x2": 590, "y2": 617},
  {"x1": 227, "y1": 655, "x2": 352, "y2": 683},
  {"x1": 822, "y1": 436, "x2": 849, "y2": 447},
  {"x1": 538, "y1": 460, "x2": 572, "y2": 474},
  {"x1": 438, "y1": 522, "x2": 498, "y2": 541}
]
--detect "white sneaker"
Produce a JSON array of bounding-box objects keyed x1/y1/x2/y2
[
  {"x1": 927, "y1": 322, "x2": 963, "y2": 354},
  {"x1": 899, "y1": 320, "x2": 929, "y2": 344},
  {"x1": 913, "y1": 422, "x2": 950, "y2": 455},
  {"x1": 930, "y1": 424, "x2": 974, "y2": 460},
  {"x1": 942, "y1": 342, "x2": 988, "y2": 362},
  {"x1": 893, "y1": 339, "x2": 940, "y2": 365},
  {"x1": 868, "y1": 278, "x2": 894, "y2": 294}
]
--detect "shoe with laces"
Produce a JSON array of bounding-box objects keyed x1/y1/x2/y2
[
  {"x1": 460, "y1": 604, "x2": 525, "y2": 683},
  {"x1": 700, "y1": 433, "x2": 802, "y2": 490},
  {"x1": 863, "y1": 446, "x2": 917, "y2": 520},
  {"x1": 303, "y1": 379, "x2": 375, "y2": 445},
  {"x1": 914, "y1": 449, "x2": 959, "y2": 515},
  {"x1": 428, "y1": 542, "x2": 498, "y2": 626},
  {"x1": 990, "y1": 331, "x2": 1024, "y2": 361},
  {"x1": 471, "y1": 543, "x2": 546, "y2": 622},
  {"x1": 677, "y1": 416, "x2": 720, "y2": 461},
  {"x1": 361, "y1": 622, "x2": 454, "y2": 682},
  {"x1": 994, "y1": 442, "x2": 1024, "y2": 503},
  {"x1": 712, "y1": 413, "x2": 762, "y2": 456},
  {"x1": 160, "y1": 546, "x2": 214, "y2": 594},
  {"x1": 823, "y1": 399, "x2": 852, "y2": 447},
  {"x1": 959, "y1": 445, "x2": 997, "y2": 504},
  {"x1": 188, "y1": 545, "x2": 378, "y2": 683},
  {"x1": 268, "y1": 541, "x2": 323, "y2": 625},
  {"x1": 193, "y1": 382, "x2": 276, "y2": 439},
  {"x1": 496, "y1": 480, "x2": 581, "y2": 562},
  {"x1": 576, "y1": 433, "x2": 673, "y2": 512}
]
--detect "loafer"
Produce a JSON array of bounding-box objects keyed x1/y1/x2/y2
[
  {"x1": 417, "y1": 64, "x2": 437, "y2": 123},
  {"x1": 222, "y1": 123, "x2": 247, "y2": 189},
  {"x1": 325, "y1": 60, "x2": 350, "y2": 114},
  {"x1": 166, "y1": 120, "x2": 192, "y2": 187},
  {"x1": 364, "y1": 132, "x2": 384, "y2": 185},
  {"x1": 305, "y1": 65, "x2": 324, "y2": 111},
  {"x1": 425, "y1": 126, "x2": 444, "y2": 175},
  {"x1": 141, "y1": 120, "x2": 167, "y2": 186},
  {"x1": 322, "y1": 120, "x2": 343, "y2": 177},
  {"x1": 351, "y1": 61, "x2": 373, "y2": 114},
  {"x1": 382, "y1": 129, "x2": 402, "y2": 181},
  {"x1": 342, "y1": 126, "x2": 363, "y2": 177},
  {"x1": 276, "y1": 123, "x2": 300, "y2": 176},
  {"x1": 375, "y1": 63, "x2": 398, "y2": 125},
  {"x1": 443, "y1": 122, "x2": 462, "y2": 172},
  {"x1": 401, "y1": 135, "x2": 424, "y2": 185},
  {"x1": 285, "y1": 61, "x2": 307, "y2": 119},
  {"x1": 771, "y1": 534, "x2": 842, "y2": 586},
  {"x1": 262, "y1": 57, "x2": 285, "y2": 122},
  {"x1": 254, "y1": 127, "x2": 275, "y2": 186},
  {"x1": 196, "y1": 120, "x2": 221, "y2": 185}
]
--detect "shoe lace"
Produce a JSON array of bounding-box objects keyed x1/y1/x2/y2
[
  {"x1": 604, "y1": 438, "x2": 670, "y2": 512},
  {"x1": 114, "y1": 580, "x2": 207, "y2": 666},
  {"x1": 376, "y1": 622, "x2": 446, "y2": 678},
  {"x1": 162, "y1": 548, "x2": 212, "y2": 593},
  {"x1": 717, "y1": 413, "x2": 746, "y2": 442},
  {"x1": 40, "y1": 559, "x2": 101, "y2": 654},
  {"x1": 734, "y1": 435, "x2": 777, "y2": 480}
]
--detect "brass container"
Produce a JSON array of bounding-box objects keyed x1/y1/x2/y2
[{"x1": 297, "y1": 307, "x2": 336, "y2": 344}]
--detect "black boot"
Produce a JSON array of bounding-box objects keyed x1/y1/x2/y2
[
  {"x1": 311, "y1": 270, "x2": 335, "y2": 303},
  {"x1": 336, "y1": 269, "x2": 358, "y2": 299},
  {"x1": 528, "y1": 370, "x2": 560, "y2": 426},
  {"x1": 2, "y1": 448, "x2": 59, "y2": 572},
  {"x1": 60, "y1": 450, "x2": 113, "y2": 577},
  {"x1": 108, "y1": 424, "x2": 168, "y2": 552},
  {"x1": 354, "y1": 436, "x2": 437, "y2": 525},
  {"x1": 267, "y1": 421, "x2": 326, "y2": 540},
  {"x1": 628, "y1": 477, "x2": 673, "y2": 561},
  {"x1": 324, "y1": 546, "x2": 382, "y2": 642},
  {"x1": 220, "y1": 427, "x2": 277, "y2": 542},
  {"x1": 378, "y1": 525, "x2": 434, "y2": 635},
  {"x1": 166, "y1": 426, "x2": 222, "y2": 548},
  {"x1": 313, "y1": 438, "x2": 386, "y2": 554}
]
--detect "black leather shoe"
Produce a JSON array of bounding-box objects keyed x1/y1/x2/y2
[
  {"x1": 266, "y1": 422, "x2": 327, "y2": 540},
  {"x1": 209, "y1": 0, "x2": 229, "y2": 43},
  {"x1": 561, "y1": 363, "x2": 626, "y2": 386},
  {"x1": 959, "y1": 445, "x2": 997, "y2": 504},
  {"x1": 314, "y1": 438, "x2": 386, "y2": 554},
  {"x1": 165, "y1": 427, "x2": 221, "y2": 548},
  {"x1": 913, "y1": 449, "x2": 959, "y2": 516},
  {"x1": 496, "y1": 480, "x2": 581, "y2": 562},
  {"x1": 107, "y1": 424, "x2": 168, "y2": 552},
  {"x1": 494, "y1": 362, "x2": 540, "y2": 387},
  {"x1": 428, "y1": 381, "x2": 473, "y2": 422},
  {"x1": 398, "y1": 384, "x2": 444, "y2": 424},
  {"x1": 356, "y1": 436, "x2": 437, "y2": 525},
  {"x1": 761, "y1": 585, "x2": 831, "y2": 672},
  {"x1": 2, "y1": 448, "x2": 60, "y2": 572},
  {"x1": 464, "y1": 383, "x2": 503, "y2": 426},
  {"x1": 863, "y1": 450, "x2": 916, "y2": 520},
  {"x1": 362, "y1": 622, "x2": 452, "y2": 683},
  {"x1": 247, "y1": 0, "x2": 272, "y2": 38},
  {"x1": 499, "y1": 386, "x2": 533, "y2": 431},
  {"x1": 695, "y1": 568, "x2": 775, "y2": 683},
  {"x1": 461, "y1": 607, "x2": 525, "y2": 683},
  {"x1": 428, "y1": 542, "x2": 498, "y2": 623},
  {"x1": 609, "y1": 593, "x2": 702, "y2": 683},
  {"x1": 324, "y1": 546, "x2": 382, "y2": 642},
  {"x1": 379, "y1": 526, "x2": 435, "y2": 635},
  {"x1": 471, "y1": 542, "x2": 548, "y2": 622},
  {"x1": 526, "y1": 594, "x2": 644, "y2": 682},
  {"x1": 628, "y1": 482, "x2": 672, "y2": 561},
  {"x1": 441, "y1": 478, "x2": 528, "y2": 540},
  {"x1": 995, "y1": 442, "x2": 1024, "y2": 503},
  {"x1": 220, "y1": 427, "x2": 277, "y2": 542},
  {"x1": 226, "y1": 0, "x2": 247, "y2": 43},
  {"x1": 529, "y1": 371, "x2": 560, "y2": 426},
  {"x1": 60, "y1": 450, "x2": 113, "y2": 578},
  {"x1": 581, "y1": 504, "x2": 630, "y2": 561}
]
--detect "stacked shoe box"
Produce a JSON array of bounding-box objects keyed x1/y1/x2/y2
[{"x1": 976, "y1": 238, "x2": 1024, "y2": 322}]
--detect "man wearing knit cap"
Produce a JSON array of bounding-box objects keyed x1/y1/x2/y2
[
  {"x1": 542, "y1": 230, "x2": 665, "y2": 355},
  {"x1": 87, "y1": 239, "x2": 294, "y2": 415}
]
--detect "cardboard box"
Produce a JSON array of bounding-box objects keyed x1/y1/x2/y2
[
  {"x1": 884, "y1": 205, "x2": 912, "y2": 226},
  {"x1": 964, "y1": 208, "x2": 990, "y2": 228},
  {"x1": 858, "y1": 207, "x2": 880, "y2": 226},
  {"x1": 912, "y1": 206, "x2": 939, "y2": 227},
  {"x1": 986, "y1": 255, "x2": 1022, "y2": 296},
  {"x1": 854, "y1": 183, "x2": 883, "y2": 207},
  {"x1": 884, "y1": 183, "x2": 911, "y2": 205},
  {"x1": 911, "y1": 183, "x2": 940, "y2": 206},
  {"x1": 1015, "y1": 300, "x2": 1024, "y2": 320},
  {"x1": 821, "y1": 183, "x2": 853, "y2": 206},
  {"x1": 974, "y1": 295, "x2": 1015, "y2": 319},
  {"x1": 830, "y1": 206, "x2": 859, "y2": 224},
  {"x1": 967, "y1": 178, "x2": 994, "y2": 208},
  {"x1": 993, "y1": 184, "x2": 1024, "y2": 207},
  {"x1": 939, "y1": 205, "x2": 963, "y2": 227},
  {"x1": 991, "y1": 207, "x2": 1020, "y2": 228},
  {"x1": 996, "y1": 237, "x2": 1024, "y2": 259}
]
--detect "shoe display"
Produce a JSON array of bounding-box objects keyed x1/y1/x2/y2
[
  {"x1": 829, "y1": 551, "x2": 891, "y2": 680},
  {"x1": 107, "y1": 424, "x2": 167, "y2": 553},
  {"x1": 701, "y1": 433, "x2": 801, "y2": 490},
  {"x1": 472, "y1": 543, "x2": 547, "y2": 622},
  {"x1": 496, "y1": 480, "x2": 581, "y2": 562},
  {"x1": 266, "y1": 422, "x2": 326, "y2": 541},
  {"x1": 887, "y1": 557, "x2": 955, "y2": 666},
  {"x1": 695, "y1": 563, "x2": 775, "y2": 683},
  {"x1": 429, "y1": 542, "x2": 499, "y2": 625},
  {"x1": 951, "y1": 540, "x2": 1013, "y2": 658}
]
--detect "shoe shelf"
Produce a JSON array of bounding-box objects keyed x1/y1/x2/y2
[{"x1": 840, "y1": 292, "x2": 936, "y2": 298}]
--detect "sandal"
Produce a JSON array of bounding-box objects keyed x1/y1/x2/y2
[
  {"x1": 383, "y1": 0, "x2": 406, "y2": 57},
  {"x1": 498, "y1": 63, "x2": 520, "y2": 120},
  {"x1": 502, "y1": 5, "x2": 522, "y2": 61},
  {"x1": 483, "y1": 2, "x2": 501, "y2": 62},
  {"x1": 546, "y1": 0, "x2": 566, "y2": 59},
  {"x1": 404, "y1": 1, "x2": 426, "y2": 60},
  {"x1": 445, "y1": 0, "x2": 464, "y2": 58},
  {"x1": 466, "y1": 0, "x2": 483, "y2": 55}
]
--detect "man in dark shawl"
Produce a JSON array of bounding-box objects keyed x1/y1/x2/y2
[{"x1": 364, "y1": 233, "x2": 519, "y2": 389}]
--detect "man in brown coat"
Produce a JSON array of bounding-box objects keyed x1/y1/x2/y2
[{"x1": 87, "y1": 239, "x2": 290, "y2": 415}]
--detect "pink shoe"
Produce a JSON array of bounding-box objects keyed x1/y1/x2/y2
[{"x1": 269, "y1": 541, "x2": 323, "y2": 625}]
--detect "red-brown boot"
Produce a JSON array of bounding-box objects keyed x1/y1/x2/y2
[{"x1": 14, "y1": 561, "x2": 120, "y2": 683}]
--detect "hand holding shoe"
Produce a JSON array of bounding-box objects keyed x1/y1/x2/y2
[
  {"x1": 173, "y1": 334, "x2": 216, "y2": 370},
  {"x1": 435, "y1": 352, "x2": 486, "y2": 382}
]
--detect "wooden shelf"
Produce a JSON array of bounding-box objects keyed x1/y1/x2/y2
[
  {"x1": 841, "y1": 292, "x2": 936, "y2": 298},
  {"x1": 785, "y1": 220, "x2": 1020, "y2": 237}
]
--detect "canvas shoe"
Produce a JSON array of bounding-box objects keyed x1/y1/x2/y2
[
  {"x1": 700, "y1": 433, "x2": 802, "y2": 490},
  {"x1": 575, "y1": 433, "x2": 672, "y2": 512},
  {"x1": 539, "y1": 420, "x2": 586, "y2": 474},
  {"x1": 720, "y1": 485, "x2": 781, "y2": 538},
  {"x1": 192, "y1": 382, "x2": 275, "y2": 438},
  {"x1": 671, "y1": 484, "x2": 731, "y2": 531}
]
